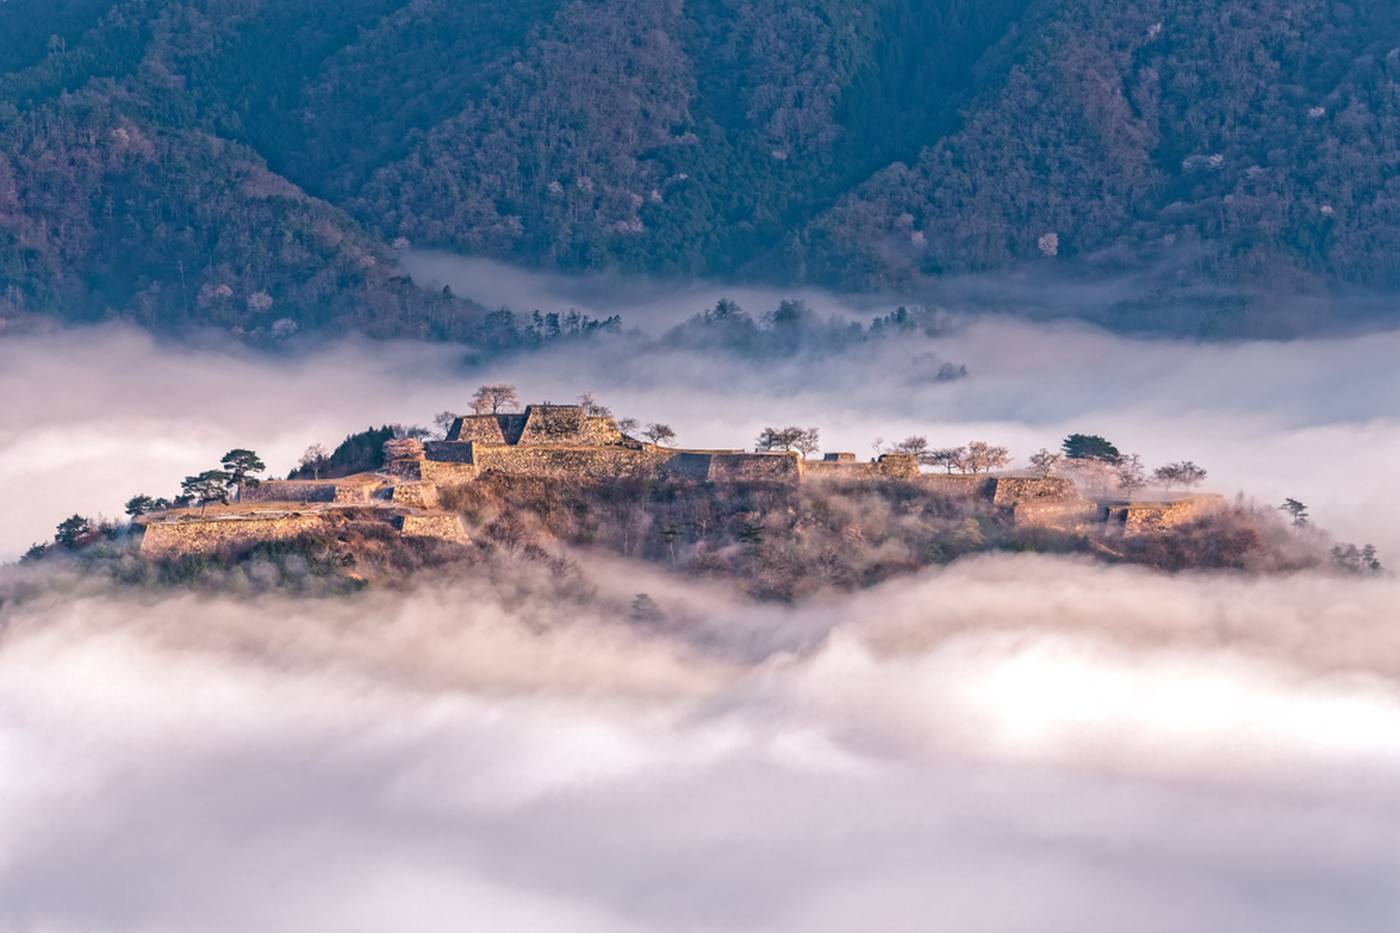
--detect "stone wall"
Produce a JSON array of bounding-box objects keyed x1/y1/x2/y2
[
  {"x1": 988, "y1": 476, "x2": 1080, "y2": 508},
  {"x1": 700, "y1": 450, "x2": 801, "y2": 483},
  {"x1": 518, "y1": 405, "x2": 624, "y2": 446},
  {"x1": 448, "y1": 406, "x2": 624, "y2": 447},
  {"x1": 243, "y1": 478, "x2": 383, "y2": 504},
  {"x1": 658, "y1": 450, "x2": 800, "y2": 483},
  {"x1": 391, "y1": 482, "x2": 439, "y2": 509},
  {"x1": 419, "y1": 460, "x2": 480, "y2": 484},
  {"x1": 473, "y1": 444, "x2": 665, "y2": 481},
  {"x1": 1104, "y1": 495, "x2": 1225, "y2": 536},
  {"x1": 423, "y1": 440, "x2": 475, "y2": 463},
  {"x1": 802, "y1": 453, "x2": 919, "y2": 481},
  {"x1": 243, "y1": 480, "x2": 339, "y2": 503},
  {"x1": 919, "y1": 474, "x2": 992, "y2": 497},
  {"x1": 448, "y1": 414, "x2": 512, "y2": 444},
  {"x1": 140, "y1": 513, "x2": 330, "y2": 556},
  {"x1": 398, "y1": 514, "x2": 469, "y2": 542}
]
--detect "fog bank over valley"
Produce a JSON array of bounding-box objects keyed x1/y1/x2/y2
[
  {"x1": 2, "y1": 298, "x2": 1398, "y2": 560},
  {"x1": 3, "y1": 275, "x2": 1399, "y2": 929},
  {"x1": 2, "y1": 555, "x2": 1399, "y2": 931}
]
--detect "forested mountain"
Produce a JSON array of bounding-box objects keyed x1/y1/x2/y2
[{"x1": 2, "y1": 0, "x2": 1398, "y2": 336}]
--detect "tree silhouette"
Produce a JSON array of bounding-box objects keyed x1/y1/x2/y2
[
  {"x1": 220, "y1": 449, "x2": 266, "y2": 500},
  {"x1": 1153, "y1": 461, "x2": 1207, "y2": 492},
  {"x1": 54, "y1": 514, "x2": 92, "y2": 548},
  {"x1": 471, "y1": 384, "x2": 520, "y2": 414},
  {"x1": 644, "y1": 423, "x2": 676, "y2": 446},
  {"x1": 1062, "y1": 434, "x2": 1121, "y2": 463},
  {"x1": 1279, "y1": 498, "x2": 1309, "y2": 526},
  {"x1": 182, "y1": 471, "x2": 232, "y2": 514},
  {"x1": 1028, "y1": 448, "x2": 1062, "y2": 478}
]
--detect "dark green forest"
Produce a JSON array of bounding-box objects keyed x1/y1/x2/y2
[{"x1": 2, "y1": 0, "x2": 1398, "y2": 337}]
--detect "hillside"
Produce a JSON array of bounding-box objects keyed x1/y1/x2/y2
[
  {"x1": 18, "y1": 400, "x2": 1379, "y2": 597},
  {"x1": 2, "y1": 0, "x2": 1398, "y2": 335}
]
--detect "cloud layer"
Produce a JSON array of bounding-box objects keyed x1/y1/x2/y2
[
  {"x1": 3, "y1": 281, "x2": 1398, "y2": 928},
  {"x1": 1, "y1": 556, "x2": 1398, "y2": 932},
  {"x1": 3, "y1": 304, "x2": 1398, "y2": 559}
]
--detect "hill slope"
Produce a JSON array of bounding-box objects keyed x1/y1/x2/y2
[{"x1": 2, "y1": 0, "x2": 1398, "y2": 334}]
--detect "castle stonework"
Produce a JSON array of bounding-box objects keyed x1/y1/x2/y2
[
  {"x1": 802, "y1": 452, "x2": 919, "y2": 480},
  {"x1": 136, "y1": 401, "x2": 1219, "y2": 557},
  {"x1": 139, "y1": 511, "x2": 333, "y2": 556},
  {"x1": 1103, "y1": 494, "x2": 1225, "y2": 536},
  {"x1": 426, "y1": 405, "x2": 802, "y2": 485}
]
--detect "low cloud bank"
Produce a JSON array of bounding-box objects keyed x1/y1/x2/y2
[
  {"x1": 1, "y1": 555, "x2": 1398, "y2": 931},
  {"x1": 3, "y1": 311, "x2": 1398, "y2": 559}
]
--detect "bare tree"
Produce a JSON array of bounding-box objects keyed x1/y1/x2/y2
[
  {"x1": 757, "y1": 426, "x2": 807, "y2": 452},
  {"x1": 578, "y1": 392, "x2": 611, "y2": 416},
  {"x1": 1028, "y1": 448, "x2": 1062, "y2": 478},
  {"x1": 299, "y1": 444, "x2": 328, "y2": 480},
  {"x1": 961, "y1": 441, "x2": 1011, "y2": 474},
  {"x1": 433, "y1": 411, "x2": 460, "y2": 437},
  {"x1": 644, "y1": 423, "x2": 676, "y2": 446},
  {"x1": 794, "y1": 427, "x2": 821, "y2": 458},
  {"x1": 891, "y1": 436, "x2": 929, "y2": 458},
  {"x1": 1153, "y1": 461, "x2": 1207, "y2": 492},
  {"x1": 1115, "y1": 453, "x2": 1147, "y2": 495},
  {"x1": 616, "y1": 416, "x2": 640, "y2": 436},
  {"x1": 471, "y1": 384, "x2": 520, "y2": 414},
  {"x1": 926, "y1": 447, "x2": 965, "y2": 474},
  {"x1": 1063, "y1": 458, "x2": 1118, "y2": 499}
]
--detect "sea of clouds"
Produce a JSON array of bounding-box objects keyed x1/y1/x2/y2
[
  {"x1": 1, "y1": 555, "x2": 1398, "y2": 931},
  {"x1": 1, "y1": 262, "x2": 1398, "y2": 930},
  {"x1": 2, "y1": 271, "x2": 1398, "y2": 559}
]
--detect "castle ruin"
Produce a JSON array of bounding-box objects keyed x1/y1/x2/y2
[{"x1": 138, "y1": 402, "x2": 1220, "y2": 555}]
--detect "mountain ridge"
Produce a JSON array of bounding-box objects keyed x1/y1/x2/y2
[{"x1": 3, "y1": 0, "x2": 1398, "y2": 337}]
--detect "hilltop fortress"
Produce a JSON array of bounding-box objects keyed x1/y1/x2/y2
[{"x1": 138, "y1": 402, "x2": 1221, "y2": 556}]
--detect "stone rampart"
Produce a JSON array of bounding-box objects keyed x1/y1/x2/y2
[
  {"x1": 919, "y1": 474, "x2": 992, "y2": 497},
  {"x1": 423, "y1": 440, "x2": 475, "y2": 463},
  {"x1": 988, "y1": 476, "x2": 1080, "y2": 508},
  {"x1": 802, "y1": 453, "x2": 918, "y2": 481},
  {"x1": 702, "y1": 450, "x2": 801, "y2": 483},
  {"x1": 398, "y1": 514, "x2": 469, "y2": 542},
  {"x1": 518, "y1": 405, "x2": 624, "y2": 446},
  {"x1": 419, "y1": 460, "x2": 480, "y2": 484},
  {"x1": 243, "y1": 480, "x2": 339, "y2": 503},
  {"x1": 1103, "y1": 494, "x2": 1225, "y2": 536},
  {"x1": 448, "y1": 406, "x2": 624, "y2": 447},
  {"x1": 449, "y1": 414, "x2": 512, "y2": 444},
  {"x1": 243, "y1": 478, "x2": 383, "y2": 504},
  {"x1": 391, "y1": 482, "x2": 440, "y2": 509},
  {"x1": 140, "y1": 513, "x2": 330, "y2": 556},
  {"x1": 472, "y1": 444, "x2": 665, "y2": 481}
]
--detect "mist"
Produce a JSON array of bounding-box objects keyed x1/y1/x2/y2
[
  {"x1": 3, "y1": 295, "x2": 1398, "y2": 560},
  {"x1": 4, "y1": 266, "x2": 1400, "y2": 929},
  {"x1": 2, "y1": 555, "x2": 1398, "y2": 931}
]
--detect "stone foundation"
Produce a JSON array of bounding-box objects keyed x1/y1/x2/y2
[
  {"x1": 802, "y1": 453, "x2": 918, "y2": 481},
  {"x1": 391, "y1": 482, "x2": 439, "y2": 509},
  {"x1": 398, "y1": 514, "x2": 468, "y2": 542},
  {"x1": 243, "y1": 477, "x2": 383, "y2": 503},
  {"x1": 1103, "y1": 495, "x2": 1225, "y2": 536},
  {"x1": 140, "y1": 512, "x2": 330, "y2": 556}
]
